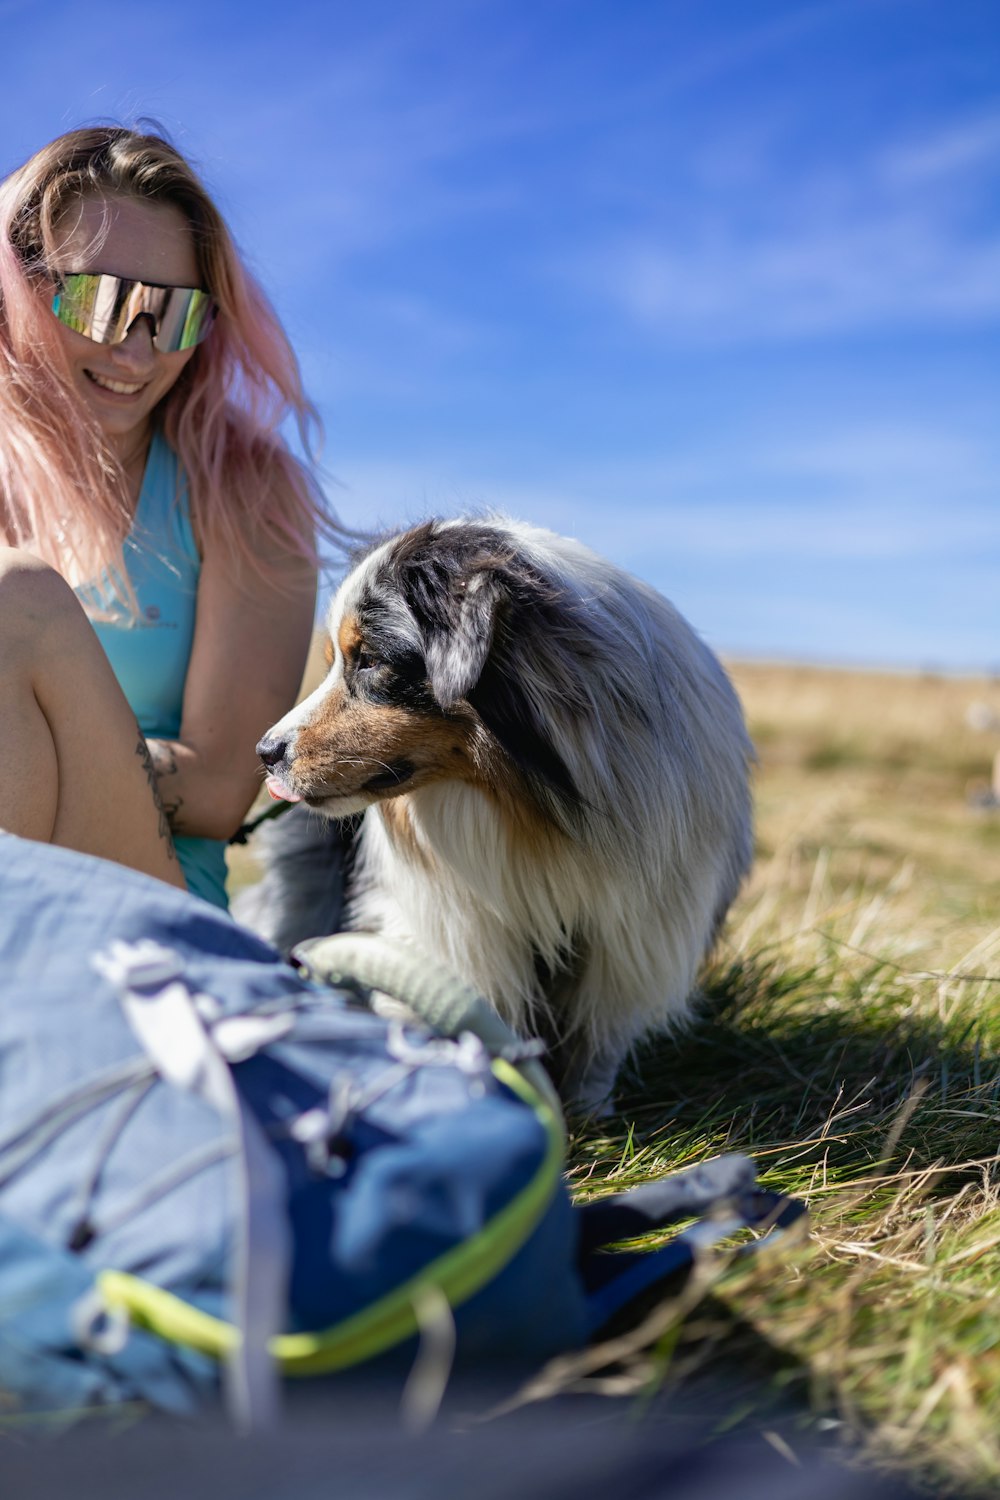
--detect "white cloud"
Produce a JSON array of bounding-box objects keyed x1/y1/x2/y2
[
  {"x1": 555, "y1": 88, "x2": 1000, "y2": 344},
  {"x1": 323, "y1": 453, "x2": 998, "y2": 670},
  {"x1": 879, "y1": 112, "x2": 1000, "y2": 185},
  {"x1": 327, "y1": 419, "x2": 1000, "y2": 568},
  {"x1": 569, "y1": 215, "x2": 1000, "y2": 342}
]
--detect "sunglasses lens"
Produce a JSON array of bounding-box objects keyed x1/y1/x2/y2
[
  {"x1": 51, "y1": 275, "x2": 217, "y2": 352},
  {"x1": 153, "y1": 287, "x2": 216, "y2": 352},
  {"x1": 52, "y1": 273, "x2": 108, "y2": 337}
]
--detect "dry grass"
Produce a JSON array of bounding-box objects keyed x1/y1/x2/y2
[
  {"x1": 730, "y1": 661, "x2": 1000, "y2": 963},
  {"x1": 233, "y1": 648, "x2": 1000, "y2": 1490},
  {"x1": 566, "y1": 659, "x2": 1000, "y2": 1494}
]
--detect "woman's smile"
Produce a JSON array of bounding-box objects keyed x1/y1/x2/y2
[
  {"x1": 49, "y1": 193, "x2": 199, "y2": 462},
  {"x1": 84, "y1": 369, "x2": 149, "y2": 397}
]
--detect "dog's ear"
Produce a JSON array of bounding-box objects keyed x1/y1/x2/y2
[
  {"x1": 423, "y1": 568, "x2": 506, "y2": 709},
  {"x1": 398, "y1": 524, "x2": 582, "y2": 818},
  {"x1": 466, "y1": 648, "x2": 582, "y2": 815},
  {"x1": 443, "y1": 561, "x2": 581, "y2": 817}
]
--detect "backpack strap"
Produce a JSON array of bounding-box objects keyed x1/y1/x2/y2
[
  {"x1": 576, "y1": 1156, "x2": 808, "y2": 1337},
  {"x1": 292, "y1": 933, "x2": 564, "y2": 1122},
  {"x1": 576, "y1": 1153, "x2": 758, "y2": 1256},
  {"x1": 93, "y1": 940, "x2": 291, "y2": 1432}
]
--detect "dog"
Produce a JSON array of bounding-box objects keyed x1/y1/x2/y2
[{"x1": 250, "y1": 516, "x2": 754, "y2": 1111}]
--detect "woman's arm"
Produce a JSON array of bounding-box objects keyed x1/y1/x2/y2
[{"x1": 147, "y1": 485, "x2": 318, "y2": 842}]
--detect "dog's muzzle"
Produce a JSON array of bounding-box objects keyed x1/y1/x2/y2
[{"x1": 256, "y1": 734, "x2": 301, "y2": 804}]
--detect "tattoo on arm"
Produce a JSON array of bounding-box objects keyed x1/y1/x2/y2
[
  {"x1": 135, "y1": 730, "x2": 178, "y2": 859},
  {"x1": 145, "y1": 737, "x2": 187, "y2": 835}
]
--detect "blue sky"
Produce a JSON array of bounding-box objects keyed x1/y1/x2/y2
[{"x1": 3, "y1": 0, "x2": 997, "y2": 670}]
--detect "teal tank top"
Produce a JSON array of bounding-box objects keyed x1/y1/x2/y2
[{"x1": 82, "y1": 430, "x2": 230, "y2": 910}]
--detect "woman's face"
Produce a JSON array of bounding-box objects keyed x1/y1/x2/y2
[{"x1": 48, "y1": 192, "x2": 202, "y2": 463}]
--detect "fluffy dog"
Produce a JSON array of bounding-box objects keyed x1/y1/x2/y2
[{"x1": 253, "y1": 517, "x2": 753, "y2": 1111}]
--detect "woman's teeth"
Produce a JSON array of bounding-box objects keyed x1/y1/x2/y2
[{"x1": 85, "y1": 371, "x2": 145, "y2": 395}]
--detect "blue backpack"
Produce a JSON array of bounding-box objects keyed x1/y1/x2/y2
[{"x1": 0, "y1": 834, "x2": 804, "y2": 1429}]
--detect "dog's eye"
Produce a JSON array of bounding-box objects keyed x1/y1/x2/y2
[{"x1": 355, "y1": 648, "x2": 382, "y2": 674}]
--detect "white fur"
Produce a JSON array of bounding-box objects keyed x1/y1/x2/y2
[{"x1": 256, "y1": 517, "x2": 754, "y2": 1111}]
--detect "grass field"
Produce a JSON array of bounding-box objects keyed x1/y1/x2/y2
[
  {"x1": 564, "y1": 661, "x2": 1000, "y2": 1495},
  {"x1": 232, "y1": 652, "x2": 1000, "y2": 1493}
]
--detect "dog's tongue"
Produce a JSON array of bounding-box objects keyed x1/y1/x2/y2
[{"x1": 264, "y1": 775, "x2": 301, "y2": 804}]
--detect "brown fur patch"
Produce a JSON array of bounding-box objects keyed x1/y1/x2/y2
[
  {"x1": 289, "y1": 675, "x2": 572, "y2": 869},
  {"x1": 337, "y1": 613, "x2": 363, "y2": 665},
  {"x1": 323, "y1": 635, "x2": 335, "y2": 668},
  {"x1": 462, "y1": 723, "x2": 576, "y2": 860},
  {"x1": 379, "y1": 796, "x2": 435, "y2": 868},
  {"x1": 378, "y1": 734, "x2": 565, "y2": 874},
  {"x1": 291, "y1": 692, "x2": 477, "y2": 801}
]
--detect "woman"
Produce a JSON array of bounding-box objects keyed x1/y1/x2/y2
[{"x1": 0, "y1": 125, "x2": 342, "y2": 907}]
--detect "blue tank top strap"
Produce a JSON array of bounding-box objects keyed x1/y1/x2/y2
[
  {"x1": 88, "y1": 429, "x2": 199, "y2": 741},
  {"x1": 132, "y1": 426, "x2": 200, "y2": 575}
]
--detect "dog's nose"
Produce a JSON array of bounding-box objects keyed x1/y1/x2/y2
[{"x1": 256, "y1": 735, "x2": 287, "y2": 769}]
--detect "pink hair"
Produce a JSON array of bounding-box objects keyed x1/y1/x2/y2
[{"x1": 0, "y1": 124, "x2": 346, "y2": 602}]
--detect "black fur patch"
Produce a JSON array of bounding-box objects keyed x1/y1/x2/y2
[
  {"x1": 362, "y1": 759, "x2": 416, "y2": 792},
  {"x1": 466, "y1": 657, "x2": 580, "y2": 810},
  {"x1": 379, "y1": 522, "x2": 583, "y2": 816},
  {"x1": 344, "y1": 600, "x2": 437, "y2": 713}
]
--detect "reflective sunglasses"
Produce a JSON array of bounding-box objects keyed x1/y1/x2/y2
[{"x1": 51, "y1": 272, "x2": 217, "y2": 353}]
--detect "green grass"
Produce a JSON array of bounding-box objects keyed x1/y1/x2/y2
[
  {"x1": 539, "y1": 660, "x2": 1000, "y2": 1495},
  {"x1": 542, "y1": 935, "x2": 1000, "y2": 1491}
]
